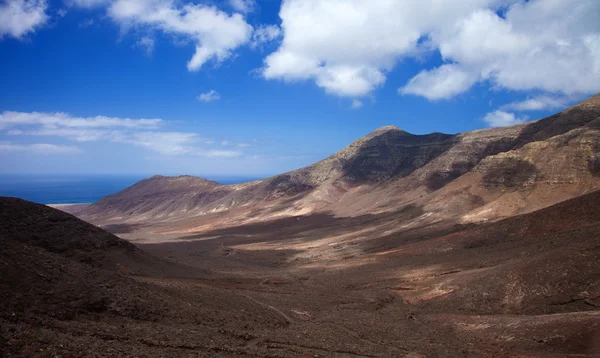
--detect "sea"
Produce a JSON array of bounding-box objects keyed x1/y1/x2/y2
[{"x1": 0, "y1": 175, "x2": 260, "y2": 205}]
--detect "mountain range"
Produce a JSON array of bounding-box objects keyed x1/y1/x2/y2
[
  {"x1": 1, "y1": 93, "x2": 600, "y2": 357},
  {"x1": 82, "y1": 93, "x2": 600, "y2": 237}
]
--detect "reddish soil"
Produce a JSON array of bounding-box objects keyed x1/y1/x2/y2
[{"x1": 1, "y1": 194, "x2": 600, "y2": 357}]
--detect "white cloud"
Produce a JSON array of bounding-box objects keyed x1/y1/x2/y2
[
  {"x1": 68, "y1": 0, "x2": 109, "y2": 8},
  {"x1": 399, "y1": 64, "x2": 477, "y2": 100},
  {"x1": 0, "y1": 0, "x2": 48, "y2": 39},
  {"x1": 500, "y1": 95, "x2": 572, "y2": 112},
  {"x1": 197, "y1": 90, "x2": 220, "y2": 102},
  {"x1": 136, "y1": 36, "x2": 155, "y2": 55},
  {"x1": 103, "y1": 0, "x2": 253, "y2": 71},
  {"x1": 0, "y1": 142, "x2": 80, "y2": 154},
  {"x1": 229, "y1": 0, "x2": 255, "y2": 14},
  {"x1": 251, "y1": 25, "x2": 281, "y2": 48},
  {"x1": 121, "y1": 131, "x2": 198, "y2": 155},
  {"x1": 351, "y1": 99, "x2": 363, "y2": 109},
  {"x1": 0, "y1": 110, "x2": 249, "y2": 157},
  {"x1": 482, "y1": 110, "x2": 527, "y2": 127},
  {"x1": 120, "y1": 132, "x2": 242, "y2": 157},
  {"x1": 0, "y1": 111, "x2": 162, "y2": 143},
  {"x1": 263, "y1": 0, "x2": 600, "y2": 100},
  {"x1": 0, "y1": 111, "x2": 161, "y2": 130}
]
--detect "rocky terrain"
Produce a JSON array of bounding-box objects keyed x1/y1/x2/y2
[
  {"x1": 2, "y1": 190, "x2": 600, "y2": 357},
  {"x1": 1, "y1": 93, "x2": 600, "y2": 357}
]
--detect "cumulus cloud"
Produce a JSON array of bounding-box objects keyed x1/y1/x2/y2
[
  {"x1": 0, "y1": 110, "x2": 246, "y2": 157},
  {"x1": 399, "y1": 64, "x2": 477, "y2": 100},
  {"x1": 263, "y1": 0, "x2": 600, "y2": 100},
  {"x1": 0, "y1": 0, "x2": 48, "y2": 39},
  {"x1": 197, "y1": 90, "x2": 221, "y2": 103},
  {"x1": 69, "y1": 0, "x2": 253, "y2": 71},
  {"x1": 501, "y1": 95, "x2": 572, "y2": 112},
  {"x1": 0, "y1": 142, "x2": 80, "y2": 154},
  {"x1": 104, "y1": 0, "x2": 252, "y2": 71},
  {"x1": 482, "y1": 110, "x2": 527, "y2": 127}
]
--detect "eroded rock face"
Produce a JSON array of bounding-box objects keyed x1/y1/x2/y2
[
  {"x1": 341, "y1": 130, "x2": 456, "y2": 182},
  {"x1": 80, "y1": 93, "x2": 600, "y2": 227},
  {"x1": 481, "y1": 158, "x2": 538, "y2": 188}
]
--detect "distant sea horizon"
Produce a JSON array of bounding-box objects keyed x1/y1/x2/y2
[{"x1": 0, "y1": 174, "x2": 262, "y2": 205}]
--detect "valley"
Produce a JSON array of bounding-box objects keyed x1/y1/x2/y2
[{"x1": 2, "y1": 94, "x2": 600, "y2": 357}]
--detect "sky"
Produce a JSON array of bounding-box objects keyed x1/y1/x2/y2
[{"x1": 1, "y1": 0, "x2": 599, "y2": 177}]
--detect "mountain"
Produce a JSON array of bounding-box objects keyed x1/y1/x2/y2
[
  {"x1": 4, "y1": 94, "x2": 600, "y2": 357},
  {"x1": 80, "y1": 93, "x2": 600, "y2": 234}
]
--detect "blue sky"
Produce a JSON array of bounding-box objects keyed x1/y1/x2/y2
[{"x1": 1, "y1": 0, "x2": 599, "y2": 177}]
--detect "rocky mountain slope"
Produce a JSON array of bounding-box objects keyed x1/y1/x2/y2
[{"x1": 80, "y1": 93, "x2": 600, "y2": 234}]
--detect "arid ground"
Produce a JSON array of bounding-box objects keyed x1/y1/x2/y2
[{"x1": 2, "y1": 192, "x2": 600, "y2": 357}]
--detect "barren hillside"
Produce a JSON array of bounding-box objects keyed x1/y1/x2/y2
[{"x1": 81, "y1": 94, "x2": 600, "y2": 236}]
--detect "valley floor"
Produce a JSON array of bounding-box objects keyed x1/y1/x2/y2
[{"x1": 3, "y1": 194, "x2": 600, "y2": 357}]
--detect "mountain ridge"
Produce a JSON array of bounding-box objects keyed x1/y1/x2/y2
[{"x1": 80, "y1": 93, "x2": 600, "y2": 233}]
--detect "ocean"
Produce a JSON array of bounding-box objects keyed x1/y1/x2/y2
[{"x1": 0, "y1": 175, "x2": 260, "y2": 204}]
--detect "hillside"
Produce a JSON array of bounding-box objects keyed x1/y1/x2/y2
[
  {"x1": 0, "y1": 198, "x2": 295, "y2": 357},
  {"x1": 3, "y1": 191, "x2": 599, "y2": 356},
  {"x1": 80, "y1": 93, "x2": 600, "y2": 236}
]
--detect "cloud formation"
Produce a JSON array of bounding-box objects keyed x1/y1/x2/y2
[
  {"x1": 0, "y1": 0, "x2": 48, "y2": 39},
  {"x1": 251, "y1": 25, "x2": 281, "y2": 48},
  {"x1": 482, "y1": 110, "x2": 527, "y2": 127},
  {"x1": 263, "y1": 0, "x2": 600, "y2": 101},
  {"x1": 229, "y1": 0, "x2": 255, "y2": 14},
  {"x1": 501, "y1": 95, "x2": 572, "y2": 112},
  {"x1": 0, "y1": 141, "x2": 80, "y2": 154},
  {"x1": 197, "y1": 90, "x2": 221, "y2": 103},
  {"x1": 71, "y1": 0, "x2": 254, "y2": 71},
  {"x1": 0, "y1": 110, "x2": 243, "y2": 157},
  {"x1": 0, "y1": 111, "x2": 161, "y2": 132}
]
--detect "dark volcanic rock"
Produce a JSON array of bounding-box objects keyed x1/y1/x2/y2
[{"x1": 342, "y1": 129, "x2": 456, "y2": 182}]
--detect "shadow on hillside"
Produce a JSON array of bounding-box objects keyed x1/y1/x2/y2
[
  {"x1": 102, "y1": 223, "x2": 146, "y2": 234},
  {"x1": 136, "y1": 203, "x2": 472, "y2": 272}
]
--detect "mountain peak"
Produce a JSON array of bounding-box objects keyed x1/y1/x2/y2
[
  {"x1": 371, "y1": 125, "x2": 403, "y2": 134},
  {"x1": 362, "y1": 125, "x2": 410, "y2": 141},
  {"x1": 376, "y1": 124, "x2": 401, "y2": 131}
]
